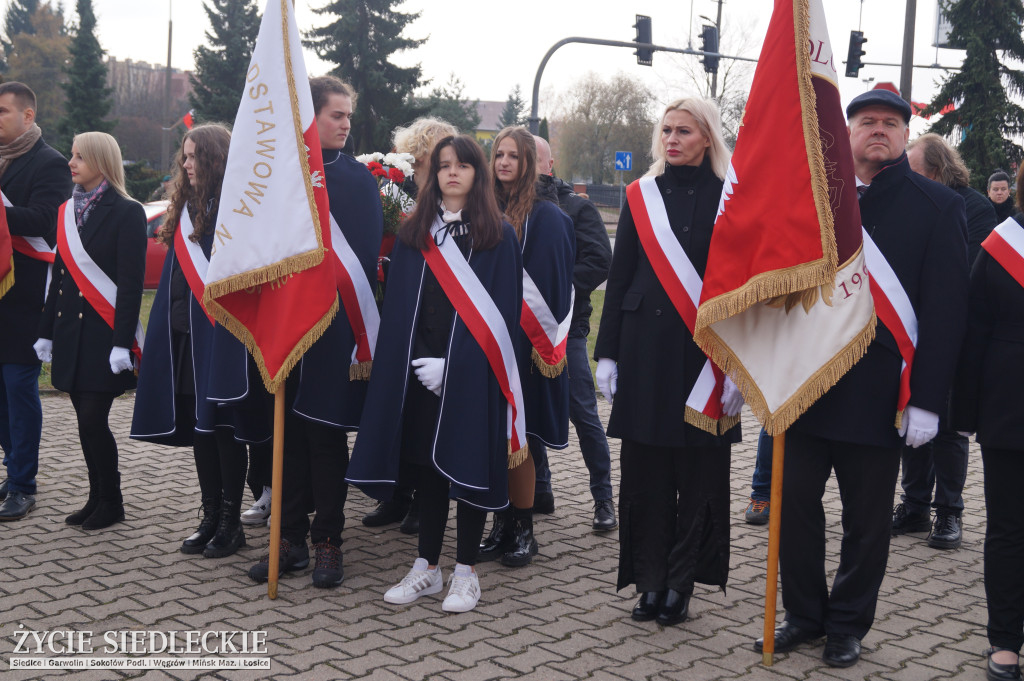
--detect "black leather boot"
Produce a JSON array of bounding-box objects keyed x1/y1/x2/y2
[
  {"x1": 66, "y1": 467, "x2": 99, "y2": 525},
  {"x1": 203, "y1": 499, "x2": 246, "y2": 558},
  {"x1": 181, "y1": 496, "x2": 221, "y2": 554},
  {"x1": 501, "y1": 507, "x2": 538, "y2": 567},
  {"x1": 82, "y1": 472, "x2": 124, "y2": 530},
  {"x1": 478, "y1": 509, "x2": 515, "y2": 562}
]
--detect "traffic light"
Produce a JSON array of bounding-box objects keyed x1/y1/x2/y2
[
  {"x1": 845, "y1": 30, "x2": 867, "y2": 77},
  {"x1": 634, "y1": 15, "x2": 653, "y2": 66},
  {"x1": 700, "y1": 25, "x2": 719, "y2": 74}
]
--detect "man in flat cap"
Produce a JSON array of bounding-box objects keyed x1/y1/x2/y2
[{"x1": 755, "y1": 89, "x2": 969, "y2": 667}]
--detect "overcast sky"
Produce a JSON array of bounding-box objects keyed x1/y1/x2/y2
[{"x1": 86, "y1": 0, "x2": 967, "y2": 120}]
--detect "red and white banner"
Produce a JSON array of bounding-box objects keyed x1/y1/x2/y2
[
  {"x1": 981, "y1": 217, "x2": 1024, "y2": 289},
  {"x1": 329, "y1": 214, "x2": 379, "y2": 378},
  {"x1": 2, "y1": 189, "x2": 55, "y2": 301},
  {"x1": 203, "y1": 0, "x2": 339, "y2": 393},
  {"x1": 422, "y1": 216, "x2": 527, "y2": 460},
  {"x1": 520, "y1": 270, "x2": 573, "y2": 371},
  {"x1": 628, "y1": 177, "x2": 733, "y2": 434},
  {"x1": 173, "y1": 212, "x2": 215, "y2": 326},
  {"x1": 693, "y1": 0, "x2": 876, "y2": 435},
  {"x1": 56, "y1": 201, "x2": 145, "y2": 363},
  {"x1": 0, "y1": 189, "x2": 12, "y2": 298}
]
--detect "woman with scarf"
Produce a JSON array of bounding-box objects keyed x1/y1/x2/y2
[
  {"x1": 594, "y1": 98, "x2": 742, "y2": 626},
  {"x1": 35, "y1": 131, "x2": 146, "y2": 530},
  {"x1": 131, "y1": 123, "x2": 270, "y2": 559},
  {"x1": 347, "y1": 134, "x2": 522, "y2": 613},
  {"x1": 477, "y1": 126, "x2": 574, "y2": 568}
]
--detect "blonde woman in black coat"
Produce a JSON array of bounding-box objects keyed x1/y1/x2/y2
[
  {"x1": 594, "y1": 98, "x2": 741, "y2": 626},
  {"x1": 36, "y1": 131, "x2": 146, "y2": 530}
]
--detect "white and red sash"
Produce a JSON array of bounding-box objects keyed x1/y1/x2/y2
[
  {"x1": 329, "y1": 214, "x2": 380, "y2": 380},
  {"x1": 981, "y1": 217, "x2": 1024, "y2": 289},
  {"x1": 173, "y1": 211, "x2": 215, "y2": 326},
  {"x1": 521, "y1": 268, "x2": 574, "y2": 372},
  {"x1": 627, "y1": 177, "x2": 730, "y2": 433},
  {"x1": 862, "y1": 228, "x2": 917, "y2": 419},
  {"x1": 56, "y1": 201, "x2": 145, "y2": 363},
  {"x1": 421, "y1": 216, "x2": 527, "y2": 459},
  {"x1": 2, "y1": 189, "x2": 56, "y2": 263}
]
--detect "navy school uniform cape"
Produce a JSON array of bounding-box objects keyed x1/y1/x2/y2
[
  {"x1": 130, "y1": 226, "x2": 271, "y2": 446},
  {"x1": 346, "y1": 223, "x2": 524, "y2": 510},
  {"x1": 290, "y1": 151, "x2": 382, "y2": 429},
  {"x1": 519, "y1": 200, "x2": 576, "y2": 449}
]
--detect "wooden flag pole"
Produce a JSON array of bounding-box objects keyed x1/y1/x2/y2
[
  {"x1": 762, "y1": 430, "x2": 786, "y2": 666},
  {"x1": 267, "y1": 383, "x2": 286, "y2": 599}
]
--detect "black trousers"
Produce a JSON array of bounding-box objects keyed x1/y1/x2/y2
[
  {"x1": 247, "y1": 439, "x2": 272, "y2": 500},
  {"x1": 415, "y1": 463, "x2": 487, "y2": 566},
  {"x1": 193, "y1": 427, "x2": 247, "y2": 507},
  {"x1": 617, "y1": 439, "x2": 731, "y2": 594},
  {"x1": 70, "y1": 391, "x2": 122, "y2": 502},
  {"x1": 982, "y1": 447, "x2": 1024, "y2": 652},
  {"x1": 780, "y1": 431, "x2": 900, "y2": 639},
  {"x1": 280, "y1": 413, "x2": 349, "y2": 547},
  {"x1": 899, "y1": 426, "x2": 969, "y2": 515}
]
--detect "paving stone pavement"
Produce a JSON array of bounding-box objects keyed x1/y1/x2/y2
[{"x1": 0, "y1": 393, "x2": 991, "y2": 680}]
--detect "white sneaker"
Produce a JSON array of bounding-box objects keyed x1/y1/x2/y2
[
  {"x1": 442, "y1": 564, "x2": 480, "y2": 613},
  {"x1": 384, "y1": 558, "x2": 444, "y2": 604},
  {"x1": 241, "y1": 486, "x2": 272, "y2": 526}
]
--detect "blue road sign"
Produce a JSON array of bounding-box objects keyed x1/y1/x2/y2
[{"x1": 615, "y1": 151, "x2": 632, "y2": 171}]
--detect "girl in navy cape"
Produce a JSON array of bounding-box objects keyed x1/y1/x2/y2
[
  {"x1": 347, "y1": 135, "x2": 522, "y2": 613},
  {"x1": 478, "y1": 126, "x2": 575, "y2": 568},
  {"x1": 130, "y1": 124, "x2": 271, "y2": 559}
]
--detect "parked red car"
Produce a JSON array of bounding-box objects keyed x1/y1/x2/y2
[{"x1": 143, "y1": 200, "x2": 170, "y2": 289}]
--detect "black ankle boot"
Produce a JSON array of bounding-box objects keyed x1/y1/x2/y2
[
  {"x1": 501, "y1": 507, "x2": 538, "y2": 567},
  {"x1": 181, "y1": 496, "x2": 220, "y2": 554},
  {"x1": 82, "y1": 473, "x2": 124, "y2": 530},
  {"x1": 203, "y1": 499, "x2": 246, "y2": 558},
  {"x1": 478, "y1": 509, "x2": 515, "y2": 562},
  {"x1": 65, "y1": 491, "x2": 98, "y2": 525}
]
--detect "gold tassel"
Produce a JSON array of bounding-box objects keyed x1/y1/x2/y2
[
  {"x1": 894, "y1": 408, "x2": 904, "y2": 431},
  {"x1": 202, "y1": 248, "x2": 326, "y2": 302},
  {"x1": 507, "y1": 440, "x2": 529, "y2": 469},
  {"x1": 206, "y1": 296, "x2": 340, "y2": 394},
  {"x1": 349, "y1": 360, "x2": 372, "y2": 381},
  {"x1": 531, "y1": 347, "x2": 566, "y2": 378},
  {"x1": 0, "y1": 260, "x2": 14, "y2": 299}
]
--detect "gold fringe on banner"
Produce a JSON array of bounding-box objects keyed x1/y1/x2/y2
[
  {"x1": 0, "y1": 260, "x2": 14, "y2": 299},
  {"x1": 202, "y1": 249, "x2": 326, "y2": 301},
  {"x1": 507, "y1": 440, "x2": 529, "y2": 469},
  {"x1": 206, "y1": 296, "x2": 339, "y2": 394},
  {"x1": 684, "y1": 406, "x2": 741, "y2": 436},
  {"x1": 531, "y1": 347, "x2": 566, "y2": 377},
  {"x1": 894, "y1": 408, "x2": 905, "y2": 431},
  {"x1": 349, "y1": 360, "x2": 372, "y2": 381}
]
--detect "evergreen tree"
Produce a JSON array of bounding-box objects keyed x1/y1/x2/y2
[
  {"x1": 5, "y1": 3, "x2": 70, "y2": 138},
  {"x1": 423, "y1": 73, "x2": 480, "y2": 133},
  {"x1": 498, "y1": 84, "x2": 527, "y2": 129},
  {"x1": 538, "y1": 118, "x2": 549, "y2": 141},
  {"x1": 57, "y1": 0, "x2": 113, "y2": 149},
  {"x1": 188, "y1": 0, "x2": 260, "y2": 125},
  {"x1": 2, "y1": 0, "x2": 41, "y2": 72},
  {"x1": 305, "y1": 0, "x2": 426, "y2": 153},
  {"x1": 926, "y1": 0, "x2": 1024, "y2": 190}
]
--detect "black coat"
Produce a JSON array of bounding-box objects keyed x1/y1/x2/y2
[
  {"x1": 791, "y1": 153, "x2": 968, "y2": 447},
  {"x1": 537, "y1": 175, "x2": 612, "y2": 338},
  {"x1": 951, "y1": 214, "x2": 1024, "y2": 448},
  {"x1": 595, "y1": 159, "x2": 740, "y2": 448},
  {"x1": 0, "y1": 137, "x2": 72, "y2": 363},
  {"x1": 40, "y1": 191, "x2": 147, "y2": 393},
  {"x1": 957, "y1": 185, "x2": 998, "y2": 266}
]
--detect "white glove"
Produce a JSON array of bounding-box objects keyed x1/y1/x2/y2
[
  {"x1": 899, "y1": 405, "x2": 940, "y2": 448},
  {"x1": 109, "y1": 346, "x2": 133, "y2": 374},
  {"x1": 721, "y1": 376, "x2": 744, "y2": 417},
  {"x1": 411, "y1": 357, "x2": 444, "y2": 396},
  {"x1": 956, "y1": 431, "x2": 973, "y2": 439},
  {"x1": 33, "y1": 338, "x2": 52, "y2": 363},
  {"x1": 595, "y1": 358, "x2": 618, "y2": 403}
]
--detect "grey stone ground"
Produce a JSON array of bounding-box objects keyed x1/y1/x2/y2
[{"x1": 0, "y1": 393, "x2": 990, "y2": 680}]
